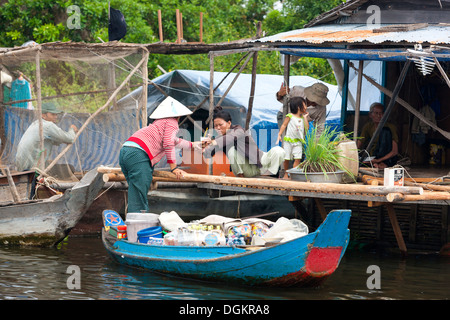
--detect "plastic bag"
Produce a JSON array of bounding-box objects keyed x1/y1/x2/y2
[
  {"x1": 159, "y1": 211, "x2": 186, "y2": 232},
  {"x1": 262, "y1": 217, "x2": 308, "y2": 243}
]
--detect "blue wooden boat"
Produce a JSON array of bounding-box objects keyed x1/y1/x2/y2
[{"x1": 102, "y1": 209, "x2": 351, "y2": 287}]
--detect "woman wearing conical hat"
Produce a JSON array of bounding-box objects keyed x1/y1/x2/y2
[{"x1": 119, "y1": 96, "x2": 201, "y2": 213}]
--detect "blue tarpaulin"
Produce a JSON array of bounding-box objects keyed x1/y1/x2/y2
[
  {"x1": 1, "y1": 107, "x2": 136, "y2": 171},
  {"x1": 118, "y1": 70, "x2": 342, "y2": 151}
]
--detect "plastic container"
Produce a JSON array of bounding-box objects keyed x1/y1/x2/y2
[
  {"x1": 137, "y1": 226, "x2": 163, "y2": 244},
  {"x1": 117, "y1": 225, "x2": 127, "y2": 239},
  {"x1": 336, "y1": 140, "x2": 359, "y2": 183},
  {"x1": 384, "y1": 168, "x2": 404, "y2": 187},
  {"x1": 125, "y1": 212, "x2": 160, "y2": 242}
]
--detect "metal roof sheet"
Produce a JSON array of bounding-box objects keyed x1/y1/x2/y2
[{"x1": 254, "y1": 24, "x2": 450, "y2": 46}]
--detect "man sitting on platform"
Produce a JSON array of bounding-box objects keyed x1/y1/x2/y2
[{"x1": 357, "y1": 102, "x2": 399, "y2": 169}]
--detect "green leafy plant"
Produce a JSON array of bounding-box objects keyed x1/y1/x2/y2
[{"x1": 298, "y1": 125, "x2": 356, "y2": 180}]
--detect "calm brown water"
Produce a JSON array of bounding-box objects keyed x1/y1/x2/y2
[{"x1": 0, "y1": 236, "x2": 448, "y2": 301}]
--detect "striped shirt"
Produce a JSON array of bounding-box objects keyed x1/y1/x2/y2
[{"x1": 126, "y1": 118, "x2": 192, "y2": 166}]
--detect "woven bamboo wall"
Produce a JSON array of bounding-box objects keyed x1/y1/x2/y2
[{"x1": 312, "y1": 199, "x2": 449, "y2": 251}]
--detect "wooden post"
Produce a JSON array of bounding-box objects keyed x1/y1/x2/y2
[
  {"x1": 158, "y1": 10, "x2": 163, "y2": 42},
  {"x1": 180, "y1": 12, "x2": 183, "y2": 41},
  {"x1": 385, "y1": 203, "x2": 407, "y2": 255},
  {"x1": 353, "y1": 60, "x2": 364, "y2": 141},
  {"x1": 281, "y1": 54, "x2": 290, "y2": 141},
  {"x1": 176, "y1": 9, "x2": 181, "y2": 44},
  {"x1": 208, "y1": 53, "x2": 214, "y2": 176},
  {"x1": 35, "y1": 48, "x2": 44, "y2": 170},
  {"x1": 199, "y1": 12, "x2": 203, "y2": 43},
  {"x1": 245, "y1": 21, "x2": 261, "y2": 131}
]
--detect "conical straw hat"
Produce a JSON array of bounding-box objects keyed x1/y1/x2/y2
[{"x1": 149, "y1": 96, "x2": 192, "y2": 119}]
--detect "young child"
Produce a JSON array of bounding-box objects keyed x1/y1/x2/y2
[{"x1": 277, "y1": 96, "x2": 309, "y2": 179}]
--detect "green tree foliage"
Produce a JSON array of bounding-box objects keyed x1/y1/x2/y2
[{"x1": 0, "y1": 0, "x2": 343, "y2": 88}]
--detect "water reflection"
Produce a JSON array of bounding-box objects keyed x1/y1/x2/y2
[{"x1": 0, "y1": 237, "x2": 448, "y2": 300}]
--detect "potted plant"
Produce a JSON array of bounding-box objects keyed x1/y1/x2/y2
[{"x1": 287, "y1": 126, "x2": 358, "y2": 183}]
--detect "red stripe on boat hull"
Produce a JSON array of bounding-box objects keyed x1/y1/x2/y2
[{"x1": 263, "y1": 247, "x2": 343, "y2": 287}]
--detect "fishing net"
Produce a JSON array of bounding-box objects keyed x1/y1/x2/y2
[{"x1": 0, "y1": 42, "x2": 148, "y2": 188}]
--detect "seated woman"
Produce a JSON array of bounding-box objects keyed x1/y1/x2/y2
[
  {"x1": 357, "y1": 102, "x2": 399, "y2": 169},
  {"x1": 203, "y1": 107, "x2": 285, "y2": 177}
]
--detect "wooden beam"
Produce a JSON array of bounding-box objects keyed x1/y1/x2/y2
[
  {"x1": 373, "y1": 23, "x2": 428, "y2": 33},
  {"x1": 385, "y1": 203, "x2": 407, "y2": 255}
]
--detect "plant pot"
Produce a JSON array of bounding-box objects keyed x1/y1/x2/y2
[{"x1": 286, "y1": 168, "x2": 345, "y2": 183}]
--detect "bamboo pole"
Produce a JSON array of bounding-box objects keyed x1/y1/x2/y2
[
  {"x1": 204, "y1": 52, "x2": 254, "y2": 126},
  {"x1": 179, "y1": 52, "x2": 251, "y2": 127},
  {"x1": 35, "y1": 48, "x2": 44, "y2": 170},
  {"x1": 199, "y1": 12, "x2": 203, "y2": 43},
  {"x1": 215, "y1": 53, "x2": 253, "y2": 109},
  {"x1": 176, "y1": 9, "x2": 181, "y2": 44},
  {"x1": 158, "y1": 10, "x2": 163, "y2": 42},
  {"x1": 245, "y1": 22, "x2": 261, "y2": 130},
  {"x1": 141, "y1": 50, "x2": 149, "y2": 127},
  {"x1": 1, "y1": 84, "x2": 143, "y2": 106},
  {"x1": 208, "y1": 53, "x2": 215, "y2": 176},
  {"x1": 43, "y1": 52, "x2": 148, "y2": 175},
  {"x1": 97, "y1": 167, "x2": 424, "y2": 195},
  {"x1": 180, "y1": 12, "x2": 183, "y2": 41},
  {"x1": 353, "y1": 60, "x2": 364, "y2": 141},
  {"x1": 4, "y1": 167, "x2": 20, "y2": 202}
]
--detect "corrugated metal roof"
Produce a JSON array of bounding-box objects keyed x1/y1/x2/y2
[{"x1": 254, "y1": 24, "x2": 450, "y2": 45}]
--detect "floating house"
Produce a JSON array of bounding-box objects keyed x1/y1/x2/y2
[{"x1": 201, "y1": 0, "x2": 450, "y2": 254}]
